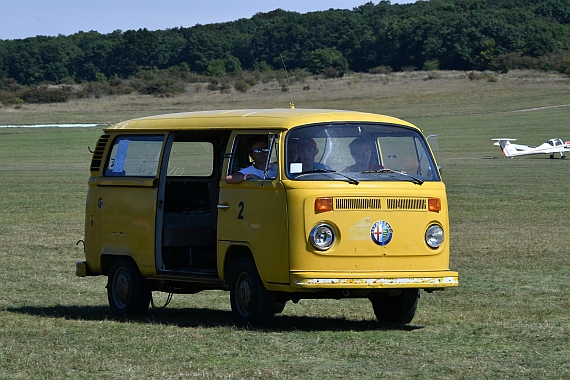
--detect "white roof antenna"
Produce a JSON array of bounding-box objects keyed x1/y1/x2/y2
[{"x1": 275, "y1": 48, "x2": 295, "y2": 109}]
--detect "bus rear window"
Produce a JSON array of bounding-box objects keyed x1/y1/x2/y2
[{"x1": 105, "y1": 135, "x2": 164, "y2": 177}]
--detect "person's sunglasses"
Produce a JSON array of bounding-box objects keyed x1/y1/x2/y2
[{"x1": 252, "y1": 148, "x2": 270, "y2": 154}]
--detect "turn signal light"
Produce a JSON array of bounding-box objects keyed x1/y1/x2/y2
[
  {"x1": 315, "y1": 197, "x2": 333, "y2": 213},
  {"x1": 428, "y1": 198, "x2": 441, "y2": 213}
]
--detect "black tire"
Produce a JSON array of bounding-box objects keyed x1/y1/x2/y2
[
  {"x1": 274, "y1": 302, "x2": 286, "y2": 314},
  {"x1": 229, "y1": 257, "x2": 276, "y2": 326},
  {"x1": 369, "y1": 289, "x2": 419, "y2": 324},
  {"x1": 107, "y1": 257, "x2": 151, "y2": 316}
]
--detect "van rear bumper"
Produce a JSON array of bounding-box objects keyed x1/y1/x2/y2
[
  {"x1": 291, "y1": 270, "x2": 458, "y2": 289},
  {"x1": 75, "y1": 261, "x2": 98, "y2": 277}
]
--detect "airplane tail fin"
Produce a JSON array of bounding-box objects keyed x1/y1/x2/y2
[{"x1": 492, "y1": 138, "x2": 518, "y2": 157}]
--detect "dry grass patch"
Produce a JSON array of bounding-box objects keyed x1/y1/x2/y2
[{"x1": 1, "y1": 70, "x2": 568, "y2": 125}]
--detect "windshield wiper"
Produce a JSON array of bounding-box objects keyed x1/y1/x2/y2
[
  {"x1": 294, "y1": 169, "x2": 359, "y2": 185},
  {"x1": 362, "y1": 168, "x2": 424, "y2": 185}
]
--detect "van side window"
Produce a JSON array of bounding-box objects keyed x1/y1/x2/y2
[
  {"x1": 105, "y1": 135, "x2": 164, "y2": 177},
  {"x1": 227, "y1": 133, "x2": 278, "y2": 177},
  {"x1": 167, "y1": 141, "x2": 214, "y2": 177}
]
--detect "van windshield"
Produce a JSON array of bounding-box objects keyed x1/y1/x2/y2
[{"x1": 285, "y1": 123, "x2": 440, "y2": 182}]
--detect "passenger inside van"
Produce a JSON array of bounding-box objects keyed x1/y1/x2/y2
[
  {"x1": 297, "y1": 138, "x2": 331, "y2": 172},
  {"x1": 343, "y1": 137, "x2": 383, "y2": 172},
  {"x1": 225, "y1": 136, "x2": 277, "y2": 183}
]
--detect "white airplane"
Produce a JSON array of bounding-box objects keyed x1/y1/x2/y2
[{"x1": 492, "y1": 138, "x2": 570, "y2": 159}]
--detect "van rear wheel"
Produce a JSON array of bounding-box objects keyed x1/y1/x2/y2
[
  {"x1": 369, "y1": 289, "x2": 419, "y2": 324},
  {"x1": 107, "y1": 258, "x2": 151, "y2": 316},
  {"x1": 230, "y1": 257, "x2": 276, "y2": 326}
]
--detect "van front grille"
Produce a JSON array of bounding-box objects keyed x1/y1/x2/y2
[
  {"x1": 335, "y1": 198, "x2": 382, "y2": 210},
  {"x1": 90, "y1": 134, "x2": 110, "y2": 173},
  {"x1": 386, "y1": 198, "x2": 426, "y2": 210}
]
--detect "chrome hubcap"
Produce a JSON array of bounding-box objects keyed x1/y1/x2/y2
[
  {"x1": 114, "y1": 268, "x2": 130, "y2": 307},
  {"x1": 237, "y1": 273, "x2": 253, "y2": 314}
]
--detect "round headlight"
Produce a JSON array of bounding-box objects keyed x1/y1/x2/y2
[
  {"x1": 309, "y1": 223, "x2": 335, "y2": 251},
  {"x1": 425, "y1": 224, "x2": 444, "y2": 249}
]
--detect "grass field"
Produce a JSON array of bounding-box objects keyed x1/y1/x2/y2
[{"x1": 1, "y1": 70, "x2": 569, "y2": 379}]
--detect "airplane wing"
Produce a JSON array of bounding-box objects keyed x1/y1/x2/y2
[{"x1": 492, "y1": 138, "x2": 516, "y2": 146}]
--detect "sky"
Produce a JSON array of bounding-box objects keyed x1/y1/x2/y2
[{"x1": 1, "y1": 0, "x2": 412, "y2": 40}]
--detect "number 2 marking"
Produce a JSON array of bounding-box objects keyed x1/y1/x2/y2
[{"x1": 238, "y1": 201, "x2": 244, "y2": 219}]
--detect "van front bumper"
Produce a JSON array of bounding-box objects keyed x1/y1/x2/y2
[{"x1": 291, "y1": 270, "x2": 458, "y2": 289}]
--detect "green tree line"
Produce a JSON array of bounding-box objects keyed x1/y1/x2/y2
[{"x1": 0, "y1": 0, "x2": 568, "y2": 103}]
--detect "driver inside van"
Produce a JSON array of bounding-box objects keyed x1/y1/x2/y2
[{"x1": 225, "y1": 136, "x2": 277, "y2": 184}]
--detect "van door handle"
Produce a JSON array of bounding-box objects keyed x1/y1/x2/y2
[{"x1": 217, "y1": 204, "x2": 230, "y2": 209}]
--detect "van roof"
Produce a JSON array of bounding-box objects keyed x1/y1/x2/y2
[{"x1": 106, "y1": 108, "x2": 416, "y2": 132}]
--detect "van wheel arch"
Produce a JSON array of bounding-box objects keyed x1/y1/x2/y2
[
  {"x1": 100, "y1": 254, "x2": 115, "y2": 275},
  {"x1": 223, "y1": 245, "x2": 252, "y2": 284}
]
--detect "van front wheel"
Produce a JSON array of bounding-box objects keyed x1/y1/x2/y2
[
  {"x1": 230, "y1": 257, "x2": 276, "y2": 326},
  {"x1": 369, "y1": 289, "x2": 419, "y2": 324},
  {"x1": 107, "y1": 258, "x2": 151, "y2": 316}
]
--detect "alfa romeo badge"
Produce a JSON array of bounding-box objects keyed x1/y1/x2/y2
[{"x1": 370, "y1": 220, "x2": 393, "y2": 246}]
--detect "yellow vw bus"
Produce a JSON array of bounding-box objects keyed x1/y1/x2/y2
[{"x1": 76, "y1": 109, "x2": 458, "y2": 326}]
